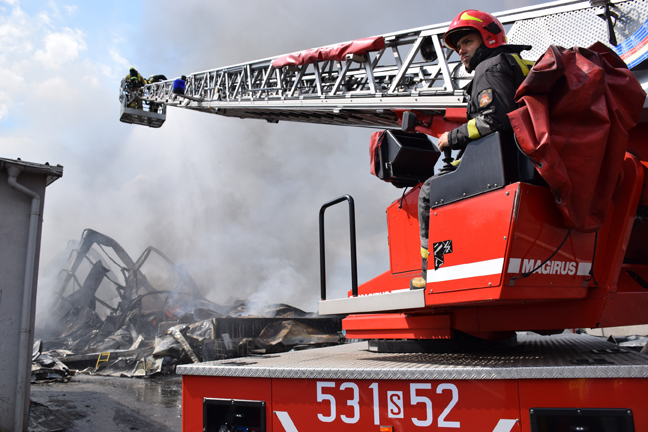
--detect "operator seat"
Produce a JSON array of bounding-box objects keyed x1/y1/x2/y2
[{"x1": 427, "y1": 132, "x2": 545, "y2": 209}]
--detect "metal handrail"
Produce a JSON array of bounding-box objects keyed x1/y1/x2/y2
[{"x1": 319, "y1": 195, "x2": 358, "y2": 300}]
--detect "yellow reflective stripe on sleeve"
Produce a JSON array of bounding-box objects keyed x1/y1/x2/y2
[
  {"x1": 467, "y1": 119, "x2": 481, "y2": 140},
  {"x1": 421, "y1": 247, "x2": 429, "y2": 259},
  {"x1": 511, "y1": 54, "x2": 530, "y2": 76}
]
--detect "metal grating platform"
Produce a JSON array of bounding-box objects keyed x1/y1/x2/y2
[
  {"x1": 507, "y1": 0, "x2": 648, "y2": 60},
  {"x1": 177, "y1": 334, "x2": 648, "y2": 380}
]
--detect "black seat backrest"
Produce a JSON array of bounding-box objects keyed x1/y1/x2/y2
[{"x1": 428, "y1": 132, "x2": 507, "y2": 208}]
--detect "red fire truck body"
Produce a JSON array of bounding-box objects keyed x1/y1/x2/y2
[{"x1": 178, "y1": 334, "x2": 648, "y2": 432}]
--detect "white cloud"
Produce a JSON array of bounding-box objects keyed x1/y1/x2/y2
[
  {"x1": 109, "y1": 48, "x2": 130, "y2": 70},
  {"x1": 33, "y1": 75, "x2": 77, "y2": 103},
  {"x1": 63, "y1": 5, "x2": 76, "y2": 14},
  {"x1": 0, "y1": 0, "x2": 19, "y2": 5},
  {"x1": 37, "y1": 11, "x2": 51, "y2": 26},
  {"x1": 34, "y1": 28, "x2": 86, "y2": 69},
  {"x1": 0, "y1": 7, "x2": 33, "y2": 53},
  {"x1": 0, "y1": 66, "x2": 25, "y2": 87},
  {"x1": 82, "y1": 74, "x2": 100, "y2": 88},
  {"x1": 0, "y1": 136, "x2": 32, "y2": 154}
]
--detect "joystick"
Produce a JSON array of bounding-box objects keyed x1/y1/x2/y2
[{"x1": 438, "y1": 147, "x2": 456, "y2": 175}]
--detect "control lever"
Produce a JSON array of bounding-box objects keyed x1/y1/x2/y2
[{"x1": 438, "y1": 147, "x2": 456, "y2": 174}]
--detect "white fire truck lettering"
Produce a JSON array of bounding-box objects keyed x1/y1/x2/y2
[
  {"x1": 312, "y1": 381, "x2": 464, "y2": 427},
  {"x1": 522, "y1": 259, "x2": 536, "y2": 274},
  {"x1": 492, "y1": 419, "x2": 518, "y2": 432},
  {"x1": 369, "y1": 382, "x2": 380, "y2": 425},
  {"x1": 340, "y1": 382, "x2": 360, "y2": 424},
  {"x1": 520, "y1": 259, "x2": 579, "y2": 276},
  {"x1": 437, "y1": 383, "x2": 460, "y2": 428},
  {"x1": 276, "y1": 412, "x2": 299, "y2": 432},
  {"x1": 387, "y1": 391, "x2": 404, "y2": 418},
  {"x1": 410, "y1": 383, "x2": 433, "y2": 427},
  {"x1": 316, "y1": 382, "x2": 336, "y2": 422}
]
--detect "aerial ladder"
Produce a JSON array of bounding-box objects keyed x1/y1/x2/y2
[{"x1": 121, "y1": 1, "x2": 648, "y2": 431}]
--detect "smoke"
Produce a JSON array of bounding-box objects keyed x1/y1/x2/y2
[{"x1": 0, "y1": 0, "x2": 547, "y2": 314}]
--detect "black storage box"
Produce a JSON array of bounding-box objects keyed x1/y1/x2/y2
[{"x1": 376, "y1": 130, "x2": 440, "y2": 188}]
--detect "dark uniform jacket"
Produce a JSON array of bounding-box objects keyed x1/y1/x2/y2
[{"x1": 448, "y1": 44, "x2": 534, "y2": 150}]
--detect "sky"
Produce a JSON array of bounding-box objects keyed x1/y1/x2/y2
[{"x1": 0, "y1": 0, "x2": 548, "y2": 313}]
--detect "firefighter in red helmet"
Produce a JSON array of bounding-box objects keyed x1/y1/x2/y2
[{"x1": 411, "y1": 10, "x2": 535, "y2": 290}]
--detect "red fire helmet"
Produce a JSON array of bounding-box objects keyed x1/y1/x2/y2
[{"x1": 443, "y1": 10, "x2": 507, "y2": 51}]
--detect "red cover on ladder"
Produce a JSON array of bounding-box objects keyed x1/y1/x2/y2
[
  {"x1": 508, "y1": 42, "x2": 646, "y2": 232},
  {"x1": 272, "y1": 36, "x2": 385, "y2": 68}
]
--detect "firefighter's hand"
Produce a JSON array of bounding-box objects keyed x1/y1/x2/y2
[{"x1": 437, "y1": 132, "x2": 450, "y2": 151}]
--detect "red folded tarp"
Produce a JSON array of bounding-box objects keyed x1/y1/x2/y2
[
  {"x1": 272, "y1": 37, "x2": 385, "y2": 69},
  {"x1": 508, "y1": 42, "x2": 646, "y2": 232}
]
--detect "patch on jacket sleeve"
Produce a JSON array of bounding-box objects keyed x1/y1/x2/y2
[{"x1": 478, "y1": 89, "x2": 493, "y2": 108}]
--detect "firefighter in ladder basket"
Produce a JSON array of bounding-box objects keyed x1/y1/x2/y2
[
  {"x1": 125, "y1": 67, "x2": 146, "y2": 110},
  {"x1": 410, "y1": 10, "x2": 535, "y2": 290}
]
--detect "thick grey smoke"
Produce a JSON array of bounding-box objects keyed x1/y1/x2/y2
[{"x1": 0, "y1": 0, "x2": 546, "y2": 314}]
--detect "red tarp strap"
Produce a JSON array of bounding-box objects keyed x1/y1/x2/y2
[
  {"x1": 392, "y1": 109, "x2": 463, "y2": 138},
  {"x1": 508, "y1": 42, "x2": 646, "y2": 232},
  {"x1": 272, "y1": 37, "x2": 385, "y2": 69},
  {"x1": 369, "y1": 130, "x2": 386, "y2": 177}
]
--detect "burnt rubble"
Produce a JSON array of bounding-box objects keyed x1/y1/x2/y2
[{"x1": 33, "y1": 229, "x2": 342, "y2": 381}]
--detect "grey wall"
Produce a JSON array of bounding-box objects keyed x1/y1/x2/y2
[{"x1": 0, "y1": 169, "x2": 47, "y2": 432}]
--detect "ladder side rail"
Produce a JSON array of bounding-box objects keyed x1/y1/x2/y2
[
  {"x1": 225, "y1": 70, "x2": 231, "y2": 101},
  {"x1": 190, "y1": 74, "x2": 201, "y2": 98},
  {"x1": 215, "y1": 70, "x2": 225, "y2": 100},
  {"x1": 388, "y1": 35, "x2": 425, "y2": 94},
  {"x1": 420, "y1": 64, "x2": 444, "y2": 91},
  {"x1": 250, "y1": 67, "x2": 263, "y2": 99},
  {"x1": 289, "y1": 66, "x2": 308, "y2": 98},
  {"x1": 130, "y1": 0, "x2": 625, "y2": 118},
  {"x1": 259, "y1": 64, "x2": 274, "y2": 98},
  {"x1": 312, "y1": 60, "x2": 341, "y2": 96},
  {"x1": 313, "y1": 62, "x2": 323, "y2": 96},
  {"x1": 197, "y1": 73, "x2": 206, "y2": 97},
  {"x1": 331, "y1": 59, "x2": 353, "y2": 95},
  {"x1": 227, "y1": 68, "x2": 243, "y2": 100},
  {"x1": 364, "y1": 59, "x2": 377, "y2": 94},
  {"x1": 246, "y1": 64, "x2": 253, "y2": 98},
  {"x1": 390, "y1": 44, "x2": 403, "y2": 69},
  {"x1": 275, "y1": 68, "x2": 283, "y2": 98},
  {"x1": 325, "y1": 61, "x2": 335, "y2": 84},
  {"x1": 186, "y1": 75, "x2": 194, "y2": 98},
  {"x1": 431, "y1": 34, "x2": 456, "y2": 92},
  {"x1": 233, "y1": 69, "x2": 244, "y2": 100},
  {"x1": 319, "y1": 62, "x2": 335, "y2": 94},
  {"x1": 207, "y1": 71, "x2": 215, "y2": 100},
  {"x1": 132, "y1": 0, "x2": 593, "y2": 99},
  {"x1": 304, "y1": 64, "x2": 320, "y2": 96},
  {"x1": 371, "y1": 47, "x2": 387, "y2": 70}
]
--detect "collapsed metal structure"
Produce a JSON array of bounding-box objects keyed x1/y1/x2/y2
[{"x1": 37, "y1": 229, "x2": 342, "y2": 379}]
